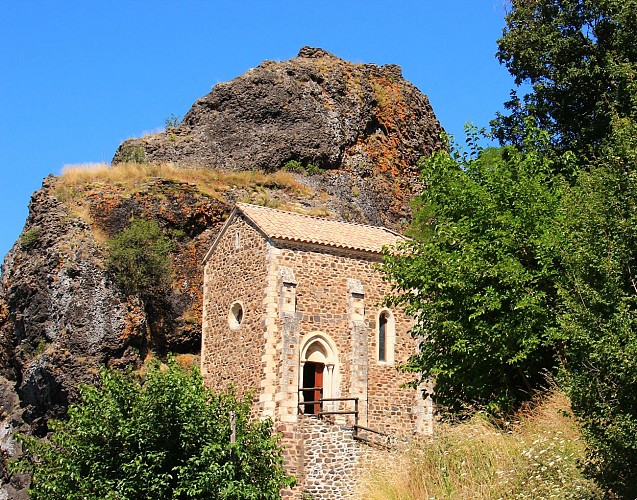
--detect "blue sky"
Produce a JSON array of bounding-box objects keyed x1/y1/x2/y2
[{"x1": 0, "y1": 1, "x2": 515, "y2": 264}]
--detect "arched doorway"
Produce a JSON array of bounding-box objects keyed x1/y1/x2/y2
[{"x1": 299, "y1": 334, "x2": 339, "y2": 415}]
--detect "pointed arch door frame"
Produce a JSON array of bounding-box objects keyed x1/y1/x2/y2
[{"x1": 299, "y1": 333, "x2": 340, "y2": 415}]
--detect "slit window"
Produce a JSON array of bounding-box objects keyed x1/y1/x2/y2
[
  {"x1": 378, "y1": 312, "x2": 388, "y2": 362},
  {"x1": 377, "y1": 309, "x2": 395, "y2": 364}
]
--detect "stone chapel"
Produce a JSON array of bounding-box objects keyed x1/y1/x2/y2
[{"x1": 201, "y1": 203, "x2": 432, "y2": 498}]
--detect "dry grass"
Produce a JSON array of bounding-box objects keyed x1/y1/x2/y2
[
  {"x1": 173, "y1": 354, "x2": 199, "y2": 370},
  {"x1": 56, "y1": 162, "x2": 313, "y2": 201},
  {"x1": 360, "y1": 390, "x2": 602, "y2": 500},
  {"x1": 299, "y1": 205, "x2": 332, "y2": 217}
]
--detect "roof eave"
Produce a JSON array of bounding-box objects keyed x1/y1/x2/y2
[
  {"x1": 270, "y1": 236, "x2": 390, "y2": 256},
  {"x1": 202, "y1": 207, "x2": 240, "y2": 265}
]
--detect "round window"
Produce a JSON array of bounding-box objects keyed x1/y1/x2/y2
[{"x1": 228, "y1": 302, "x2": 244, "y2": 329}]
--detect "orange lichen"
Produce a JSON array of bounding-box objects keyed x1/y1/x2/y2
[
  {"x1": 120, "y1": 302, "x2": 146, "y2": 342},
  {"x1": 368, "y1": 76, "x2": 413, "y2": 176},
  {"x1": 340, "y1": 75, "x2": 418, "y2": 184}
]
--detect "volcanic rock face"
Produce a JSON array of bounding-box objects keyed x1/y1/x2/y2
[
  {"x1": 2, "y1": 183, "x2": 138, "y2": 420},
  {"x1": 115, "y1": 47, "x2": 443, "y2": 175},
  {"x1": 1, "y1": 176, "x2": 227, "y2": 415},
  {"x1": 113, "y1": 47, "x2": 443, "y2": 229},
  {"x1": 114, "y1": 47, "x2": 444, "y2": 227},
  {"x1": 0, "y1": 175, "x2": 229, "y2": 496},
  {"x1": 1, "y1": 47, "x2": 444, "y2": 497}
]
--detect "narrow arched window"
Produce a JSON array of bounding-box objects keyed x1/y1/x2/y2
[
  {"x1": 228, "y1": 302, "x2": 244, "y2": 330},
  {"x1": 378, "y1": 312, "x2": 388, "y2": 362},
  {"x1": 377, "y1": 309, "x2": 395, "y2": 364}
]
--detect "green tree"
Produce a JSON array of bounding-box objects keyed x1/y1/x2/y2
[
  {"x1": 107, "y1": 219, "x2": 174, "y2": 297},
  {"x1": 12, "y1": 361, "x2": 294, "y2": 499},
  {"x1": 382, "y1": 128, "x2": 566, "y2": 415},
  {"x1": 493, "y1": 0, "x2": 637, "y2": 153},
  {"x1": 559, "y1": 118, "x2": 637, "y2": 496},
  {"x1": 492, "y1": 1, "x2": 637, "y2": 493}
]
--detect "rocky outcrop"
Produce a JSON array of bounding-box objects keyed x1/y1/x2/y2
[
  {"x1": 115, "y1": 47, "x2": 443, "y2": 175},
  {"x1": 0, "y1": 175, "x2": 228, "y2": 424},
  {"x1": 1, "y1": 47, "x2": 444, "y2": 497},
  {"x1": 113, "y1": 47, "x2": 444, "y2": 228},
  {"x1": 0, "y1": 175, "x2": 229, "y2": 496}
]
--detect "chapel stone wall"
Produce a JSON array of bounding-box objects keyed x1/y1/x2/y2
[
  {"x1": 201, "y1": 215, "x2": 269, "y2": 399},
  {"x1": 300, "y1": 417, "x2": 364, "y2": 499},
  {"x1": 298, "y1": 416, "x2": 401, "y2": 500},
  {"x1": 272, "y1": 243, "x2": 423, "y2": 436}
]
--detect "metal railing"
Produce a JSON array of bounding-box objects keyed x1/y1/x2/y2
[{"x1": 297, "y1": 390, "x2": 391, "y2": 448}]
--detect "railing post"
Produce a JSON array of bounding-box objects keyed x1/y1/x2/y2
[{"x1": 354, "y1": 398, "x2": 359, "y2": 438}]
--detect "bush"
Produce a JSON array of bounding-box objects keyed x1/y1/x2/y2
[
  {"x1": 282, "y1": 160, "x2": 323, "y2": 175},
  {"x1": 118, "y1": 144, "x2": 147, "y2": 164},
  {"x1": 19, "y1": 226, "x2": 41, "y2": 249},
  {"x1": 164, "y1": 113, "x2": 181, "y2": 130},
  {"x1": 12, "y1": 361, "x2": 295, "y2": 499},
  {"x1": 107, "y1": 219, "x2": 173, "y2": 297}
]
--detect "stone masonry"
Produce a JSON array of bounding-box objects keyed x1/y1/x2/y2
[{"x1": 201, "y1": 203, "x2": 433, "y2": 498}]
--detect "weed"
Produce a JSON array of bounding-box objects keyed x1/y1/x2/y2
[
  {"x1": 33, "y1": 338, "x2": 48, "y2": 357},
  {"x1": 20, "y1": 227, "x2": 41, "y2": 250},
  {"x1": 180, "y1": 309, "x2": 199, "y2": 325},
  {"x1": 300, "y1": 206, "x2": 332, "y2": 218},
  {"x1": 164, "y1": 113, "x2": 180, "y2": 130},
  {"x1": 239, "y1": 189, "x2": 284, "y2": 209},
  {"x1": 174, "y1": 353, "x2": 198, "y2": 369}
]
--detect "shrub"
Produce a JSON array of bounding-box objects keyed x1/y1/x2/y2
[
  {"x1": 282, "y1": 160, "x2": 323, "y2": 175},
  {"x1": 12, "y1": 361, "x2": 295, "y2": 499},
  {"x1": 118, "y1": 144, "x2": 147, "y2": 164},
  {"x1": 164, "y1": 113, "x2": 181, "y2": 130},
  {"x1": 282, "y1": 160, "x2": 304, "y2": 173},
  {"x1": 106, "y1": 219, "x2": 173, "y2": 297},
  {"x1": 19, "y1": 226, "x2": 41, "y2": 250}
]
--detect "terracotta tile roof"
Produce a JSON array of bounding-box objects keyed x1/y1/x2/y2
[{"x1": 236, "y1": 202, "x2": 405, "y2": 253}]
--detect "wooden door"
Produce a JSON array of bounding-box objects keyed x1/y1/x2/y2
[
  {"x1": 313, "y1": 363, "x2": 323, "y2": 415},
  {"x1": 302, "y1": 362, "x2": 324, "y2": 415}
]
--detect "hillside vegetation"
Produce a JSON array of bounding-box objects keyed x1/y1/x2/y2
[
  {"x1": 57, "y1": 162, "x2": 312, "y2": 203},
  {"x1": 382, "y1": 0, "x2": 637, "y2": 495}
]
